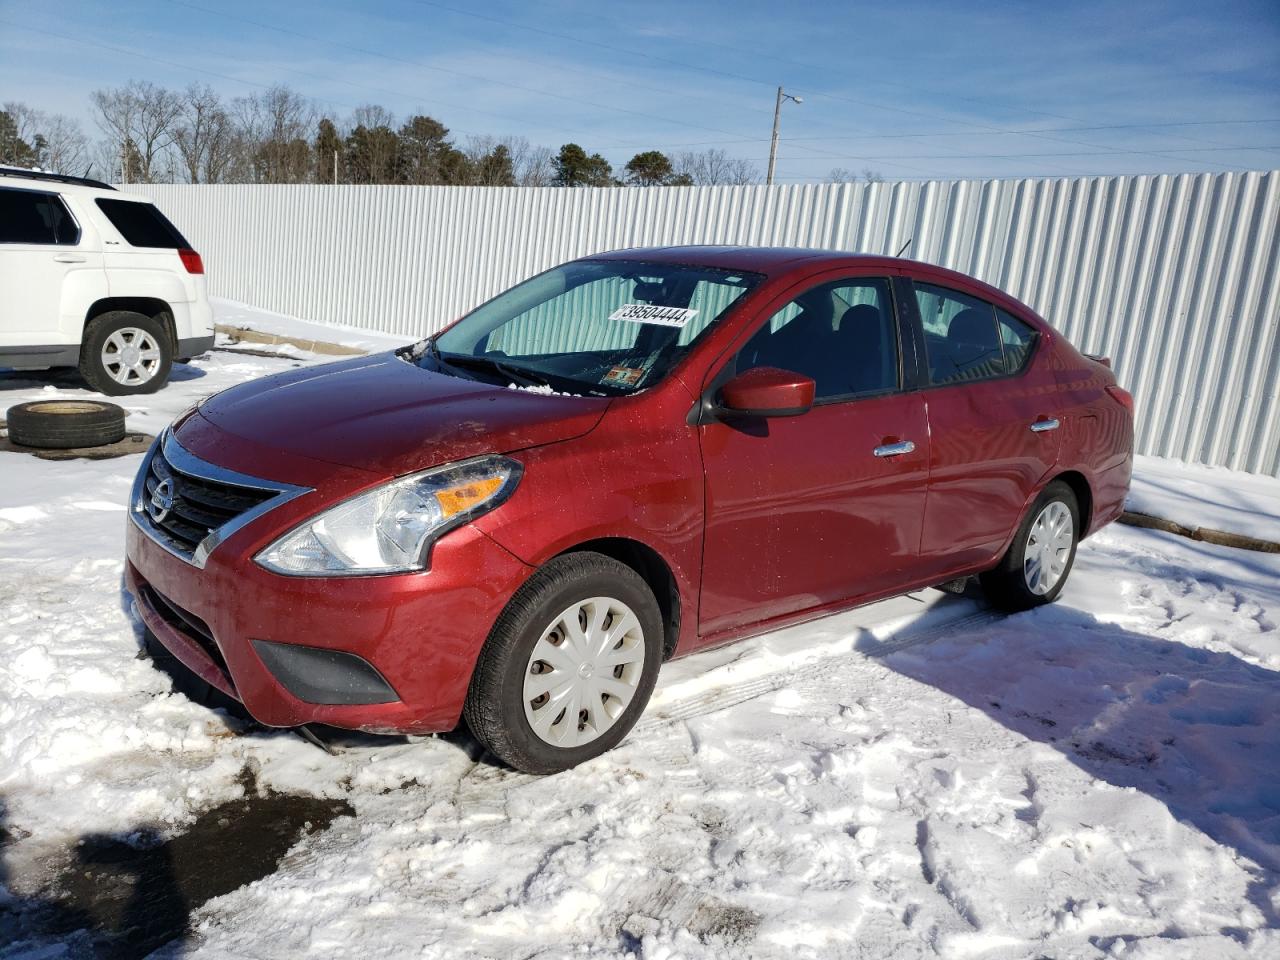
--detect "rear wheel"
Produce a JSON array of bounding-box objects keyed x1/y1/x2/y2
[
  {"x1": 980, "y1": 481, "x2": 1080, "y2": 611},
  {"x1": 464, "y1": 552, "x2": 663, "y2": 774},
  {"x1": 79, "y1": 311, "x2": 172, "y2": 395}
]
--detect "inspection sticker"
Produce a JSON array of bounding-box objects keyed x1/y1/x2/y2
[
  {"x1": 601, "y1": 365, "x2": 647, "y2": 388},
  {"x1": 608, "y1": 303, "x2": 698, "y2": 328}
]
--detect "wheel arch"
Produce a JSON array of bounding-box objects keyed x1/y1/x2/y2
[
  {"x1": 554, "y1": 537, "x2": 682, "y2": 661},
  {"x1": 85, "y1": 298, "x2": 177, "y2": 349},
  {"x1": 1050, "y1": 469, "x2": 1094, "y2": 537}
]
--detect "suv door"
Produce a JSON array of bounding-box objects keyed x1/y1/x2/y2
[
  {"x1": 0, "y1": 187, "x2": 103, "y2": 353},
  {"x1": 905, "y1": 279, "x2": 1062, "y2": 575},
  {"x1": 697, "y1": 272, "x2": 931, "y2": 639}
]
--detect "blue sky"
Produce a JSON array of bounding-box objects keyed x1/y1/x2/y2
[{"x1": 2, "y1": 0, "x2": 1278, "y2": 180}]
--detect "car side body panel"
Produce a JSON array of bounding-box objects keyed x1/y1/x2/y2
[{"x1": 474, "y1": 378, "x2": 708, "y2": 658}]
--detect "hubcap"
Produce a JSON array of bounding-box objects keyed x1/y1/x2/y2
[
  {"x1": 1023, "y1": 500, "x2": 1074, "y2": 595},
  {"x1": 523, "y1": 596, "x2": 645, "y2": 749},
  {"x1": 102, "y1": 328, "x2": 161, "y2": 386}
]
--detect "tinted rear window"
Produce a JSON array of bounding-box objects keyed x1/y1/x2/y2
[
  {"x1": 0, "y1": 187, "x2": 80, "y2": 244},
  {"x1": 95, "y1": 198, "x2": 190, "y2": 248}
]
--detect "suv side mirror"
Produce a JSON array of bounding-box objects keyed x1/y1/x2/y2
[{"x1": 718, "y1": 367, "x2": 816, "y2": 418}]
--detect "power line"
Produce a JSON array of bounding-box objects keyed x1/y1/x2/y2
[
  {"x1": 738, "y1": 145, "x2": 1280, "y2": 163},
  {"x1": 541, "y1": 2, "x2": 1098, "y2": 128},
  {"x1": 598, "y1": 118, "x2": 1280, "y2": 151},
  {"x1": 0, "y1": 18, "x2": 360, "y2": 118},
  {"x1": 406, "y1": 0, "x2": 1263, "y2": 174},
  {"x1": 163, "y1": 0, "x2": 849, "y2": 157}
]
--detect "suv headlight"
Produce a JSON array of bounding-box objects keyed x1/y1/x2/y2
[{"x1": 255, "y1": 456, "x2": 521, "y2": 576}]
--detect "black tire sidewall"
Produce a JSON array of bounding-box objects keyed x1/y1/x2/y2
[
  {"x1": 989, "y1": 481, "x2": 1081, "y2": 609},
  {"x1": 467, "y1": 554, "x2": 664, "y2": 774},
  {"x1": 80, "y1": 311, "x2": 173, "y2": 396},
  {"x1": 6, "y1": 399, "x2": 127, "y2": 449}
]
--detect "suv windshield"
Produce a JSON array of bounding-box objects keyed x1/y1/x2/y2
[{"x1": 421, "y1": 260, "x2": 762, "y2": 396}]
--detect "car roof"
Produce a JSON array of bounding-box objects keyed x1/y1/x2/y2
[
  {"x1": 0, "y1": 167, "x2": 118, "y2": 192},
  {"x1": 587, "y1": 245, "x2": 874, "y2": 274},
  {"x1": 584, "y1": 245, "x2": 1042, "y2": 321}
]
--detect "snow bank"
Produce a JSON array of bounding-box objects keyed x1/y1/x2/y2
[
  {"x1": 1127, "y1": 454, "x2": 1280, "y2": 542},
  {"x1": 213, "y1": 297, "x2": 414, "y2": 355}
]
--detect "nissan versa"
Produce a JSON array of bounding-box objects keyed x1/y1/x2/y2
[{"x1": 126, "y1": 247, "x2": 1134, "y2": 773}]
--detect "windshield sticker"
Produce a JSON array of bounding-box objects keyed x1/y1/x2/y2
[
  {"x1": 601, "y1": 365, "x2": 647, "y2": 389},
  {"x1": 608, "y1": 303, "x2": 698, "y2": 328}
]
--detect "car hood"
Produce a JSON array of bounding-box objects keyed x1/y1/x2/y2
[{"x1": 197, "y1": 352, "x2": 611, "y2": 477}]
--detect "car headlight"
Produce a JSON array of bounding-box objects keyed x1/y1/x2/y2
[{"x1": 255, "y1": 456, "x2": 521, "y2": 576}]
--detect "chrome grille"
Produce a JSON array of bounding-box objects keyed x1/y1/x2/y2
[{"x1": 132, "y1": 430, "x2": 311, "y2": 567}]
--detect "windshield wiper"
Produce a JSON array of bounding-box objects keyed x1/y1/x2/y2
[{"x1": 436, "y1": 352, "x2": 551, "y2": 389}]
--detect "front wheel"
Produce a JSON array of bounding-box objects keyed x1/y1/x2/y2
[
  {"x1": 464, "y1": 552, "x2": 663, "y2": 774},
  {"x1": 980, "y1": 481, "x2": 1080, "y2": 611}
]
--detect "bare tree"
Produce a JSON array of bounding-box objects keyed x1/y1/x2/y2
[
  {"x1": 38, "y1": 113, "x2": 89, "y2": 175},
  {"x1": 829, "y1": 167, "x2": 884, "y2": 184},
  {"x1": 90, "y1": 81, "x2": 181, "y2": 182},
  {"x1": 173, "y1": 84, "x2": 235, "y2": 183},
  {"x1": 2, "y1": 102, "x2": 88, "y2": 174},
  {"x1": 673, "y1": 148, "x2": 759, "y2": 185},
  {"x1": 234, "y1": 85, "x2": 315, "y2": 183},
  {"x1": 350, "y1": 104, "x2": 395, "y2": 132},
  {"x1": 499, "y1": 136, "x2": 553, "y2": 186}
]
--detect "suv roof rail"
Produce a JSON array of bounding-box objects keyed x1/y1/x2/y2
[{"x1": 0, "y1": 166, "x2": 117, "y2": 191}]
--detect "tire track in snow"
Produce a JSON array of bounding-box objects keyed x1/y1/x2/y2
[{"x1": 635, "y1": 605, "x2": 1001, "y2": 732}]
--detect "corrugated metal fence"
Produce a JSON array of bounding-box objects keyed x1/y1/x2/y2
[{"x1": 133, "y1": 173, "x2": 1280, "y2": 475}]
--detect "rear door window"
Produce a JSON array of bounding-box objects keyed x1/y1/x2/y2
[
  {"x1": 95, "y1": 199, "x2": 190, "y2": 248},
  {"x1": 996, "y1": 308, "x2": 1039, "y2": 374},
  {"x1": 914, "y1": 283, "x2": 1005, "y2": 385},
  {"x1": 0, "y1": 187, "x2": 80, "y2": 244}
]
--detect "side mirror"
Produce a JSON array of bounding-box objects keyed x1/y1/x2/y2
[{"x1": 717, "y1": 367, "x2": 815, "y2": 418}]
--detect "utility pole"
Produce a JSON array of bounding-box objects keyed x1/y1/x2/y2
[
  {"x1": 766, "y1": 86, "x2": 802, "y2": 186},
  {"x1": 333, "y1": 149, "x2": 338, "y2": 185}
]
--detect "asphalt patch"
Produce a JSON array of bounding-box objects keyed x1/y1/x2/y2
[{"x1": 7, "y1": 777, "x2": 352, "y2": 959}]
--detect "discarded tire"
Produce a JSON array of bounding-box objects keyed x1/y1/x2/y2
[{"x1": 6, "y1": 399, "x2": 127, "y2": 449}]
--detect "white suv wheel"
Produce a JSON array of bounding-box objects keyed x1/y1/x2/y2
[{"x1": 102, "y1": 327, "x2": 163, "y2": 386}]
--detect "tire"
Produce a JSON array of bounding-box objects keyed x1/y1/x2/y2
[
  {"x1": 980, "y1": 480, "x2": 1080, "y2": 611},
  {"x1": 6, "y1": 399, "x2": 127, "y2": 449},
  {"x1": 464, "y1": 552, "x2": 664, "y2": 774},
  {"x1": 79, "y1": 310, "x2": 173, "y2": 396}
]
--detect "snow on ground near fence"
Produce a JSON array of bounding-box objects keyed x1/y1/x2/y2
[
  {"x1": 1, "y1": 304, "x2": 1278, "y2": 958},
  {"x1": 1129, "y1": 455, "x2": 1280, "y2": 544},
  {"x1": 213, "y1": 297, "x2": 413, "y2": 354}
]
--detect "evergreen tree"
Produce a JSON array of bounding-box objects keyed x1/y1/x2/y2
[
  {"x1": 0, "y1": 111, "x2": 36, "y2": 167},
  {"x1": 474, "y1": 143, "x2": 516, "y2": 186},
  {"x1": 399, "y1": 115, "x2": 469, "y2": 185},
  {"x1": 553, "y1": 143, "x2": 613, "y2": 186},
  {"x1": 344, "y1": 123, "x2": 400, "y2": 184},
  {"x1": 625, "y1": 150, "x2": 677, "y2": 186},
  {"x1": 313, "y1": 117, "x2": 343, "y2": 183}
]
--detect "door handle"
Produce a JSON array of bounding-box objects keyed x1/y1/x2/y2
[
  {"x1": 873, "y1": 440, "x2": 916, "y2": 457},
  {"x1": 1030, "y1": 418, "x2": 1060, "y2": 433},
  {"x1": 53, "y1": 254, "x2": 87, "y2": 263}
]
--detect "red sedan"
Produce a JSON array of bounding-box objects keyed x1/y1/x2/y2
[{"x1": 126, "y1": 247, "x2": 1134, "y2": 773}]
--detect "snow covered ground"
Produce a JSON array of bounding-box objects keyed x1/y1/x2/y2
[{"x1": 1, "y1": 302, "x2": 1278, "y2": 959}]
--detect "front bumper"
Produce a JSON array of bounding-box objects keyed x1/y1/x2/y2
[{"x1": 125, "y1": 431, "x2": 534, "y2": 733}]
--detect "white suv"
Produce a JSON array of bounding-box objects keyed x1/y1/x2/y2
[{"x1": 0, "y1": 168, "x2": 214, "y2": 395}]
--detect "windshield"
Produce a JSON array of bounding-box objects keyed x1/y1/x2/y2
[{"x1": 421, "y1": 260, "x2": 763, "y2": 396}]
